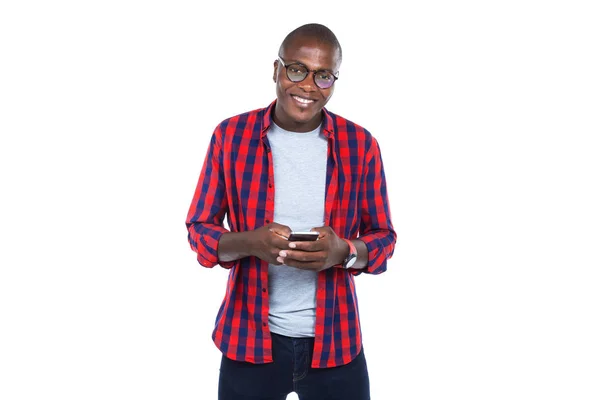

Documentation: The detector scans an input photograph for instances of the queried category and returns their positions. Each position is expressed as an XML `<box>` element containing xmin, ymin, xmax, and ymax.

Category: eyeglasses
<box><xmin>277</xmin><ymin>57</ymin><xmax>339</xmax><ymax>89</ymax></box>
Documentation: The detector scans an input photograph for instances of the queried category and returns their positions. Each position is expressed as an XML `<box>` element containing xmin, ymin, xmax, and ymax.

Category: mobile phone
<box><xmin>287</xmin><ymin>231</ymin><xmax>319</xmax><ymax>241</ymax></box>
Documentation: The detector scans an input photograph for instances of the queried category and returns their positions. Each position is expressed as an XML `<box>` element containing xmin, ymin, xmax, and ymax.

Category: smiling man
<box><xmin>272</xmin><ymin>34</ymin><xmax>340</xmax><ymax>132</ymax></box>
<box><xmin>186</xmin><ymin>23</ymin><xmax>396</xmax><ymax>400</ymax></box>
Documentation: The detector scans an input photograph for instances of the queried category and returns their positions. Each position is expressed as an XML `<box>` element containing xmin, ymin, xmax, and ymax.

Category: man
<box><xmin>186</xmin><ymin>23</ymin><xmax>396</xmax><ymax>400</ymax></box>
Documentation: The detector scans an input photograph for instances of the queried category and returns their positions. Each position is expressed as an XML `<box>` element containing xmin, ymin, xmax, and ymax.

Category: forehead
<box><xmin>282</xmin><ymin>36</ymin><xmax>341</xmax><ymax>71</ymax></box>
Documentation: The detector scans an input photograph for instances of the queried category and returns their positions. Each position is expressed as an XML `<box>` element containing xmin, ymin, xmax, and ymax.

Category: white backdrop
<box><xmin>1</xmin><ymin>1</ymin><xmax>599</xmax><ymax>399</ymax></box>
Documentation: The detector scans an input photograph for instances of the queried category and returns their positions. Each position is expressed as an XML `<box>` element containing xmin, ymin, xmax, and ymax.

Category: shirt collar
<box><xmin>260</xmin><ymin>100</ymin><xmax>335</xmax><ymax>139</ymax></box>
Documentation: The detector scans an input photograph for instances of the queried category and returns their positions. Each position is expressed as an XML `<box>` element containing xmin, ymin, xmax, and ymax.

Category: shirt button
<box><xmin>266</xmin><ymin>219</ymin><xmax>270</xmax><ymax>223</ymax></box>
<box><xmin>263</xmin><ymin>322</ymin><xmax>267</xmax><ymax>327</ymax></box>
<box><xmin>268</xmin><ymin>183</ymin><xmax>273</xmax><ymax>188</ymax></box>
<box><xmin>262</xmin><ymin>288</ymin><xmax>267</xmax><ymax>293</ymax></box>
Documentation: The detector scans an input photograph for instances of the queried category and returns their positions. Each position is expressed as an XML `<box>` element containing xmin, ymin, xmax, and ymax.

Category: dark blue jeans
<box><xmin>218</xmin><ymin>332</ymin><xmax>370</xmax><ymax>400</ymax></box>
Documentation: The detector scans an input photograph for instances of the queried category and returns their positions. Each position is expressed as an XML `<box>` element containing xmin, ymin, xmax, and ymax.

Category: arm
<box><xmin>185</xmin><ymin>126</ymin><xmax>234</xmax><ymax>268</ymax></box>
<box><xmin>348</xmin><ymin>239</ymin><xmax>369</xmax><ymax>270</ymax></box>
<box><xmin>216</xmin><ymin>231</ymin><xmax>253</xmax><ymax>262</ymax></box>
<box><xmin>217</xmin><ymin>223</ymin><xmax>292</xmax><ymax>263</ymax></box>
<box><xmin>186</xmin><ymin>125</ymin><xmax>295</xmax><ymax>268</ymax></box>
<box><xmin>351</xmin><ymin>135</ymin><xmax>396</xmax><ymax>275</ymax></box>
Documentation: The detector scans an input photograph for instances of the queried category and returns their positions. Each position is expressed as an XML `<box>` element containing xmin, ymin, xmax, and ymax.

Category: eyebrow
<box><xmin>282</xmin><ymin>58</ymin><xmax>338</xmax><ymax>75</ymax></box>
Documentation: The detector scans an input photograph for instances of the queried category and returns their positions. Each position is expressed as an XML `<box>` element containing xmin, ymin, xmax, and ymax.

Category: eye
<box><xmin>287</xmin><ymin>63</ymin><xmax>307</xmax><ymax>74</ymax></box>
<box><xmin>317</xmin><ymin>72</ymin><xmax>333</xmax><ymax>81</ymax></box>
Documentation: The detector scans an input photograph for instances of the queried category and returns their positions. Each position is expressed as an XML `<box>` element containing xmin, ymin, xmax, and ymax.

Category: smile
<box><xmin>292</xmin><ymin>95</ymin><xmax>315</xmax><ymax>105</ymax></box>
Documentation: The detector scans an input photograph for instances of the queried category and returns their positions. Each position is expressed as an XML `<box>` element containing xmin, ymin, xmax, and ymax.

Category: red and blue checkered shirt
<box><xmin>186</xmin><ymin>101</ymin><xmax>396</xmax><ymax>368</ymax></box>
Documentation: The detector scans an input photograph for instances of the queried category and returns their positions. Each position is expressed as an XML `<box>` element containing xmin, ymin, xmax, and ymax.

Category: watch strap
<box><xmin>341</xmin><ymin>238</ymin><xmax>357</xmax><ymax>269</ymax></box>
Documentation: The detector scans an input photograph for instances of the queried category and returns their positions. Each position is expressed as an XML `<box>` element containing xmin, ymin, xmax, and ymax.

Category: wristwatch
<box><xmin>341</xmin><ymin>239</ymin><xmax>357</xmax><ymax>269</ymax></box>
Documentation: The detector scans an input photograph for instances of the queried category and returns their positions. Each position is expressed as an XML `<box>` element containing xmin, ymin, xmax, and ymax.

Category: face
<box><xmin>272</xmin><ymin>36</ymin><xmax>341</xmax><ymax>132</ymax></box>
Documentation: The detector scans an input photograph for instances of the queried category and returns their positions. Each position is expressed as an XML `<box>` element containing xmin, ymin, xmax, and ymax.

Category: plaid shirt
<box><xmin>186</xmin><ymin>101</ymin><xmax>396</xmax><ymax>368</ymax></box>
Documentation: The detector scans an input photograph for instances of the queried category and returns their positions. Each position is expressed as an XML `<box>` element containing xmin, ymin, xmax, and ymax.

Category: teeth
<box><xmin>293</xmin><ymin>95</ymin><xmax>314</xmax><ymax>104</ymax></box>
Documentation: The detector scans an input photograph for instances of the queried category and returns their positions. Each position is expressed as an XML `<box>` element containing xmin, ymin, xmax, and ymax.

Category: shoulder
<box><xmin>324</xmin><ymin>109</ymin><xmax>378</xmax><ymax>149</ymax></box>
<box><xmin>214</xmin><ymin>106</ymin><xmax>267</xmax><ymax>139</ymax></box>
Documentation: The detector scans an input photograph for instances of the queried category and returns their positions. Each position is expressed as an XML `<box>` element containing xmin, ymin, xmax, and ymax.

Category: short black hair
<box><xmin>278</xmin><ymin>23</ymin><xmax>342</xmax><ymax>62</ymax></box>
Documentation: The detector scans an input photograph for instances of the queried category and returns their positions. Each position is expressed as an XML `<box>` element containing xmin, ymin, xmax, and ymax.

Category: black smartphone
<box><xmin>287</xmin><ymin>231</ymin><xmax>319</xmax><ymax>241</ymax></box>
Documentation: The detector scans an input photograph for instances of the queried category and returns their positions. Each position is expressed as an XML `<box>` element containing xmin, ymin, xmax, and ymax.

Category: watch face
<box><xmin>345</xmin><ymin>255</ymin><xmax>357</xmax><ymax>269</ymax></box>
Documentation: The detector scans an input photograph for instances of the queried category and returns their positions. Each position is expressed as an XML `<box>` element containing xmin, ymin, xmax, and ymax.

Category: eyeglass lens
<box><xmin>286</xmin><ymin>64</ymin><xmax>335</xmax><ymax>89</ymax></box>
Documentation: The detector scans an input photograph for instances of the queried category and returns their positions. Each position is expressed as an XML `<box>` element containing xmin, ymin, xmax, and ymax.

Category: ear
<box><xmin>273</xmin><ymin>60</ymin><xmax>278</xmax><ymax>83</ymax></box>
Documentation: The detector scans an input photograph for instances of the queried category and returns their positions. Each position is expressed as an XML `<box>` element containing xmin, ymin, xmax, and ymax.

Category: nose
<box><xmin>296</xmin><ymin>72</ymin><xmax>318</xmax><ymax>92</ymax></box>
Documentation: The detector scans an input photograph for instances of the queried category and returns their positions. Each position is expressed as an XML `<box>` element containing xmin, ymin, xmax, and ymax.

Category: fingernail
<box><xmin>289</xmin><ymin>243</ymin><xmax>296</xmax><ymax>248</ymax></box>
<box><xmin>277</xmin><ymin>257</ymin><xmax>284</xmax><ymax>264</ymax></box>
<box><xmin>279</xmin><ymin>250</ymin><xmax>287</xmax><ymax>257</ymax></box>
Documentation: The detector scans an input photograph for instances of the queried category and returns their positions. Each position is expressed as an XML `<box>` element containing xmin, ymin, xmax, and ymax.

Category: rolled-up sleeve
<box><xmin>185</xmin><ymin>127</ymin><xmax>235</xmax><ymax>269</ymax></box>
<box><xmin>353</xmin><ymin>136</ymin><xmax>396</xmax><ymax>275</ymax></box>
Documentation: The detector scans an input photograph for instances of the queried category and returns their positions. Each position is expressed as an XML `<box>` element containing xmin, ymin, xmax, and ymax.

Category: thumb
<box><xmin>269</xmin><ymin>223</ymin><xmax>291</xmax><ymax>238</ymax></box>
<box><xmin>310</xmin><ymin>226</ymin><xmax>331</xmax><ymax>239</ymax></box>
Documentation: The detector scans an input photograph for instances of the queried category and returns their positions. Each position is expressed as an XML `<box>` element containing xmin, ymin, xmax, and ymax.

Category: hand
<box><xmin>276</xmin><ymin>226</ymin><xmax>348</xmax><ymax>272</ymax></box>
<box><xmin>248</xmin><ymin>222</ymin><xmax>292</xmax><ymax>265</ymax></box>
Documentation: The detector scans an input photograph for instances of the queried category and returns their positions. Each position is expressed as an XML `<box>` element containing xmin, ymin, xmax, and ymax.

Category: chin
<box><xmin>287</xmin><ymin>104</ymin><xmax>320</xmax><ymax>122</ymax></box>
<box><xmin>291</xmin><ymin>111</ymin><xmax>317</xmax><ymax>123</ymax></box>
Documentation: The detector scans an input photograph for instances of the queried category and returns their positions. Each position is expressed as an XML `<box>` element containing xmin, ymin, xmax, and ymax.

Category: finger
<box><xmin>270</xmin><ymin>237</ymin><xmax>293</xmax><ymax>252</ymax></box>
<box><xmin>269</xmin><ymin>223</ymin><xmax>292</xmax><ymax>237</ymax></box>
<box><xmin>288</xmin><ymin>240</ymin><xmax>323</xmax><ymax>251</ymax></box>
<box><xmin>279</xmin><ymin>249</ymin><xmax>326</xmax><ymax>263</ymax></box>
<box><xmin>268</xmin><ymin>227</ymin><xmax>294</xmax><ymax>249</ymax></box>
<box><xmin>310</xmin><ymin>226</ymin><xmax>331</xmax><ymax>238</ymax></box>
<box><xmin>270</xmin><ymin>229</ymin><xmax>289</xmax><ymax>240</ymax></box>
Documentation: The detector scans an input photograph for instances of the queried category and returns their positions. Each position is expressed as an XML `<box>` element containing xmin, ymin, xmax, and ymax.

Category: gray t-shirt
<box><xmin>267</xmin><ymin>121</ymin><xmax>328</xmax><ymax>337</ymax></box>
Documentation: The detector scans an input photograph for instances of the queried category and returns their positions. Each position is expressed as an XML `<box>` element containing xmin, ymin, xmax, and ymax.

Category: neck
<box><xmin>273</xmin><ymin>107</ymin><xmax>323</xmax><ymax>133</ymax></box>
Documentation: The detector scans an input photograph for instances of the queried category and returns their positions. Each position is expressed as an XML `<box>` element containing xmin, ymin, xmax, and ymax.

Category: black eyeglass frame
<box><xmin>277</xmin><ymin>57</ymin><xmax>339</xmax><ymax>89</ymax></box>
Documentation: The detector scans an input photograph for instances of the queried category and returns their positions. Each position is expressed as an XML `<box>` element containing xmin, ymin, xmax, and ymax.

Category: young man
<box><xmin>186</xmin><ymin>23</ymin><xmax>396</xmax><ymax>400</ymax></box>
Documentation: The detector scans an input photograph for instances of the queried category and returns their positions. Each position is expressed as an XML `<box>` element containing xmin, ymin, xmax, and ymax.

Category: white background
<box><xmin>1</xmin><ymin>0</ymin><xmax>599</xmax><ymax>399</ymax></box>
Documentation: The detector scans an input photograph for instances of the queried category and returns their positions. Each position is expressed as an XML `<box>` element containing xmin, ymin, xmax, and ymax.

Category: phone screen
<box><xmin>287</xmin><ymin>232</ymin><xmax>319</xmax><ymax>241</ymax></box>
